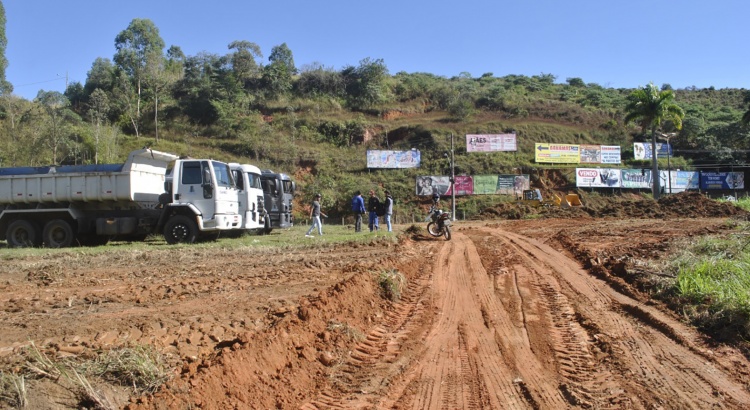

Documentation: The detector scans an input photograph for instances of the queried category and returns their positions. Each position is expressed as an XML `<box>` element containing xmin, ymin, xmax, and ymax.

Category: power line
<box><xmin>15</xmin><ymin>77</ymin><xmax>66</xmax><ymax>88</ymax></box>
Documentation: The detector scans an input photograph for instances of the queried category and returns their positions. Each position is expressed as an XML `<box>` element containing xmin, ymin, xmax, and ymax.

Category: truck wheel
<box><xmin>6</xmin><ymin>220</ymin><xmax>42</xmax><ymax>248</ymax></box>
<box><xmin>164</xmin><ymin>215</ymin><xmax>198</xmax><ymax>244</ymax></box>
<box><xmin>43</xmin><ymin>219</ymin><xmax>75</xmax><ymax>248</ymax></box>
<box><xmin>262</xmin><ymin>215</ymin><xmax>273</xmax><ymax>235</ymax></box>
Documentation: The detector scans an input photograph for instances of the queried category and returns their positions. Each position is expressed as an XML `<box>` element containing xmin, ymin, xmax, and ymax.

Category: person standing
<box><xmin>351</xmin><ymin>191</ymin><xmax>365</xmax><ymax>232</ymax></box>
<box><xmin>384</xmin><ymin>190</ymin><xmax>394</xmax><ymax>232</ymax></box>
<box><xmin>367</xmin><ymin>190</ymin><xmax>380</xmax><ymax>232</ymax></box>
<box><xmin>305</xmin><ymin>194</ymin><xmax>327</xmax><ymax>237</ymax></box>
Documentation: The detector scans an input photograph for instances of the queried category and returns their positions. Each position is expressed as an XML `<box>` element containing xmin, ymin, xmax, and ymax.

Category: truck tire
<box><xmin>164</xmin><ymin>215</ymin><xmax>198</xmax><ymax>244</ymax></box>
<box><xmin>43</xmin><ymin>219</ymin><xmax>75</xmax><ymax>248</ymax></box>
<box><xmin>262</xmin><ymin>215</ymin><xmax>273</xmax><ymax>235</ymax></box>
<box><xmin>6</xmin><ymin>220</ymin><xmax>42</xmax><ymax>248</ymax></box>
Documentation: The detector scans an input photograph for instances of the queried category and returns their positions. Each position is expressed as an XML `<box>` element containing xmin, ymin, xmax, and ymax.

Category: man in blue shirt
<box><xmin>351</xmin><ymin>191</ymin><xmax>365</xmax><ymax>232</ymax></box>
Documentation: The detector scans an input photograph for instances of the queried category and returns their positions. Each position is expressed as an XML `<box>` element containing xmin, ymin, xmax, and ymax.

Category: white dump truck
<box><xmin>0</xmin><ymin>149</ymin><xmax>240</xmax><ymax>248</ymax></box>
<box><xmin>229</xmin><ymin>162</ymin><xmax>269</xmax><ymax>234</ymax></box>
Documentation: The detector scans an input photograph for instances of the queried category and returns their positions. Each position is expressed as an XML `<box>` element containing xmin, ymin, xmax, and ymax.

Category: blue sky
<box><xmin>4</xmin><ymin>0</ymin><xmax>749</xmax><ymax>101</ymax></box>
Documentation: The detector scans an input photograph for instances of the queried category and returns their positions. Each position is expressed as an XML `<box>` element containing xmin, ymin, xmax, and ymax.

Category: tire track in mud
<box><xmin>300</xmin><ymin>264</ymin><xmax>435</xmax><ymax>409</ymax></box>
<box><xmin>489</xmin><ymin>228</ymin><xmax>750</xmax><ymax>409</ymax></box>
<box><xmin>302</xmin><ymin>226</ymin><xmax>750</xmax><ymax>409</ymax></box>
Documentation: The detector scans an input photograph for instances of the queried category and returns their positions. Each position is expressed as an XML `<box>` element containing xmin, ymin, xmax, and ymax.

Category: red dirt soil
<box><xmin>1</xmin><ymin>193</ymin><xmax>750</xmax><ymax>409</ymax></box>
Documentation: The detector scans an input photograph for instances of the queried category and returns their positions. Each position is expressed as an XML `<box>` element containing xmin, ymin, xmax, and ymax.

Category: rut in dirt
<box><xmin>303</xmin><ymin>227</ymin><xmax>750</xmax><ymax>409</ymax></box>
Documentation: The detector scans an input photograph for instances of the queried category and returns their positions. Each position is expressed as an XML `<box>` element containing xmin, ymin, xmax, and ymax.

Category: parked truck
<box><xmin>0</xmin><ymin>149</ymin><xmax>241</xmax><ymax>248</ymax></box>
<box><xmin>260</xmin><ymin>170</ymin><xmax>295</xmax><ymax>233</ymax></box>
<box><xmin>229</xmin><ymin>163</ymin><xmax>268</xmax><ymax>234</ymax></box>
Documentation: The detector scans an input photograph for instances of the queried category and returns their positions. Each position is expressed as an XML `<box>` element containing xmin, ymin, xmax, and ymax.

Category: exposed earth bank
<box><xmin>1</xmin><ymin>192</ymin><xmax>749</xmax><ymax>409</ymax></box>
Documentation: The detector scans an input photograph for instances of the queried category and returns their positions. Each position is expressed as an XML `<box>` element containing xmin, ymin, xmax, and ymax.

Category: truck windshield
<box><xmin>248</xmin><ymin>173</ymin><xmax>262</xmax><ymax>189</ymax></box>
<box><xmin>213</xmin><ymin>162</ymin><xmax>234</xmax><ymax>188</ymax></box>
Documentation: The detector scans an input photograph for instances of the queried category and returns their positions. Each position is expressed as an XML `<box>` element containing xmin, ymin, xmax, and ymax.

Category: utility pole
<box><xmin>450</xmin><ymin>133</ymin><xmax>456</xmax><ymax>221</ymax></box>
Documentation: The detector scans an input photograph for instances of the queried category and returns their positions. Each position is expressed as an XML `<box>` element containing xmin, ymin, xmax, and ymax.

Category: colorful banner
<box><xmin>366</xmin><ymin>150</ymin><xmax>421</xmax><ymax>168</ymax></box>
<box><xmin>416</xmin><ymin>176</ymin><xmax>452</xmax><ymax>196</ymax></box>
<box><xmin>700</xmin><ymin>172</ymin><xmax>745</xmax><ymax>190</ymax></box>
<box><xmin>535</xmin><ymin>143</ymin><xmax>580</xmax><ymax>163</ymax></box>
<box><xmin>466</xmin><ymin>134</ymin><xmax>517</xmax><ymax>152</ymax></box>
<box><xmin>576</xmin><ymin>168</ymin><xmax>621</xmax><ymax>188</ymax></box>
<box><xmin>450</xmin><ymin>176</ymin><xmax>473</xmax><ymax>195</ymax></box>
<box><xmin>633</xmin><ymin>143</ymin><xmax>672</xmax><ymax>160</ymax></box>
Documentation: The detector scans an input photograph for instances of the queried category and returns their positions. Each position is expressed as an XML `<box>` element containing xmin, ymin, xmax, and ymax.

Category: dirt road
<box><xmin>2</xmin><ymin>217</ymin><xmax>750</xmax><ymax>409</ymax></box>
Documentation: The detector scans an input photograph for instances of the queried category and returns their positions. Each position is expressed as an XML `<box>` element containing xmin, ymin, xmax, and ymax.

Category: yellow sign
<box><xmin>535</xmin><ymin>143</ymin><xmax>581</xmax><ymax>164</ymax></box>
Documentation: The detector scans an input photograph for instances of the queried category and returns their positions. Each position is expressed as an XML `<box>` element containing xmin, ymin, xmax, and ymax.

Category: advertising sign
<box><xmin>660</xmin><ymin>171</ymin><xmax>699</xmax><ymax>193</ymax></box>
<box><xmin>535</xmin><ymin>143</ymin><xmax>580</xmax><ymax>163</ymax></box>
<box><xmin>576</xmin><ymin>168</ymin><xmax>621</xmax><ymax>188</ymax></box>
<box><xmin>495</xmin><ymin>175</ymin><xmax>530</xmax><ymax>195</ymax></box>
<box><xmin>366</xmin><ymin>150</ymin><xmax>421</xmax><ymax>168</ymax></box>
<box><xmin>473</xmin><ymin>175</ymin><xmax>499</xmax><ymax>195</ymax></box>
<box><xmin>451</xmin><ymin>175</ymin><xmax>473</xmax><ymax>195</ymax></box>
<box><xmin>579</xmin><ymin>145</ymin><xmax>602</xmax><ymax>163</ymax></box>
<box><xmin>700</xmin><ymin>172</ymin><xmax>745</xmax><ymax>190</ymax></box>
<box><xmin>416</xmin><ymin>176</ymin><xmax>452</xmax><ymax>196</ymax></box>
<box><xmin>466</xmin><ymin>134</ymin><xmax>517</xmax><ymax>152</ymax></box>
<box><xmin>633</xmin><ymin>143</ymin><xmax>672</xmax><ymax>160</ymax></box>
<box><xmin>620</xmin><ymin>169</ymin><xmax>653</xmax><ymax>188</ymax></box>
<box><xmin>601</xmin><ymin>145</ymin><xmax>622</xmax><ymax>164</ymax></box>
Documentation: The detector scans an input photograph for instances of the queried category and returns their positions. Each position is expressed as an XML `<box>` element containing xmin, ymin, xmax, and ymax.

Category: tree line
<box><xmin>0</xmin><ymin>14</ymin><xmax>749</xmax><ymax>180</ymax></box>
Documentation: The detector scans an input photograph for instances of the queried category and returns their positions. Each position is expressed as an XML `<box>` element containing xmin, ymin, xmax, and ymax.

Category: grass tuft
<box><xmin>377</xmin><ymin>269</ymin><xmax>406</xmax><ymax>302</ymax></box>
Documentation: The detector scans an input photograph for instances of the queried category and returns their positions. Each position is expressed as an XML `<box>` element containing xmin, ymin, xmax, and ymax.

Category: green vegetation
<box><xmin>657</xmin><ymin>230</ymin><xmax>750</xmax><ymax>343</ymax></box>
<box><xmin>0</xmin><ymin>18</ymin><xmax>747</xmax><ymax>220</ymax></box>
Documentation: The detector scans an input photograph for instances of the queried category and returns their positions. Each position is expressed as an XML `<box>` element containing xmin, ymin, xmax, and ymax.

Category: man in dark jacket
<box><xmin>367</xmin><ymin>190</ymin><xmax>380</xmax><ymax>232</ymax></box>
<box><xmin>351</xmin><ymin>191</ymin><xmax>365</xmax><ymax>232</ymax></box>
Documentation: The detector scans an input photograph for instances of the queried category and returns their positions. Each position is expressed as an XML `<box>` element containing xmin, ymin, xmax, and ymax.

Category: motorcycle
<box><xmin>425</xmin><ymin>205</ymin><xmax>452</xmax><ymax>240</ymax></box>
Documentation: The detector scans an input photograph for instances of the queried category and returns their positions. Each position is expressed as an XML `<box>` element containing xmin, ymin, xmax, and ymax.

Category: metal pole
<box><xmin>450</xmin><ymin>133</ymin><xmax>456</xmax><ymax>221</ymax></box>
<box><xmin>667</xmin><ymin>142</ymin><xmax>672</xmax><ymax>195</ymax></box>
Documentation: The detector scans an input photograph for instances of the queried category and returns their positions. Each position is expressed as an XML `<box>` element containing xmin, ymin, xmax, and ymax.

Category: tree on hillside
<box><xmin>143</xmin><ymin>45</ymin><xmax>184</xmax><ymax>141</ymax></box>
<box><xmin>36</xmin><ymin>90</ymin><xmax>79</xmax><ymax>164</ymax></box>
<box><xmin>228</xmin><ymin>40</ymin><xmax>262</xmax><ymax>86</ymax></box>
<box><xmin>624</xmin><ymin>83</ymin><xmax>684</xmax><ymax>199</ymax></box>
<box><xmin>341</xmin><ymin>58</ymin><xmax>390</xmax><ymax>110</ymax></box>
<box><xmin>742</xmin><ymin>92</ymin><xmax>750</xmax><ymax>126</ymax></box>
<box><xmin>114</xmin><ymin>18</ymin><xmax>166</xmax><ymax>138</ymax></box>
<box><xmin>84</xmin><ymin>58</ymin><xmax>116</xmax><ymax>97</ymax></box>
<box><xmin>0</xmin><ymin>0</ymin><xmax>10</xmax><ymax>95</ymax></box>
<box><xmin>262</xmin><ymin>43</ymin><xmax>296</xmax><ymax>100</ymax></box>
<box><xmin>88</xmin><ymin>88</ymin><xmax>109</xmax><ymax>164</ymax></box>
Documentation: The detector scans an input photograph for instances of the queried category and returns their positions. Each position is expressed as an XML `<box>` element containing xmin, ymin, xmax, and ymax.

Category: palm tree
<box><xmin>624</xmin><ymin>83</ymin><xmax>684</xmax><ymax>200</ymax></box>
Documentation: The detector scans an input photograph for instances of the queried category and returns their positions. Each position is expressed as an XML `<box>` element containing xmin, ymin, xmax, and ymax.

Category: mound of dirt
<box><xmin>478</xmin><ymin>192</ymin><xmax>749</xmax><ymax>220</ymax></box>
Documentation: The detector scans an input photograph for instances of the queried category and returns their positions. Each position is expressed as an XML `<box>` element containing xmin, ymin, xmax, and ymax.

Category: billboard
<box><xmin>620</xmin><ymin>169</ymin><xmax>653</xmax><ymax>189</ymax></box>
<box><xmin>416</xmin><ymin>176</ymin><xmax>452</xmax><ymax>196</ymax></box>
<box><xmin>451</xmin><ymin>175</ymin><xmax>474</xmax><ymax>195</ymax></box>
<box><xmin>633</xmin><ymin>143</ymin><xmax>672</xmax><ymax>160</ymax></box>
<box><xmin>700</xmin><ymin>172</ymin><xmax>745</xmax><ymax>190</ymax></box>
<box><xmin>576</xmin><ymin>168</ymin><xmax>621</xmax><ymax>188</ymax></box>
<box><xmin>466</xmin><ymin>134</ymin><xmax>517</xmax><ymax>152</ymax></box>
<box><xmin>366</xmin><ymin>150</ymin><xmax>421</xmax><ymax>168</ymax></box>
<box><xmin>535</xmin><ymin>143</ymin><xmax>581</xmax><ymax>164</ymax></box>
<box><xmin>470</xmin><ymin>174</ymin><xmax>529</xmax><ymax>195</ymax></box>
<box><xmin>659</xmin><ymin>171</ymin><xmax>699</xmax><ymax>193</ymax></box>
<box><xmin>600</xmin><ymin>145</ymin><xmax>622</xmax><ymax>164</ymax></box>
